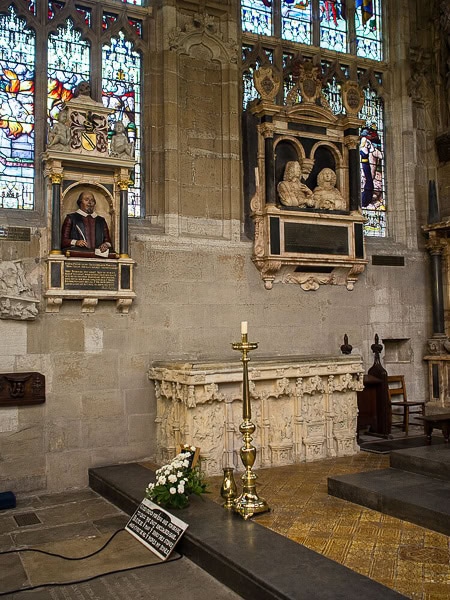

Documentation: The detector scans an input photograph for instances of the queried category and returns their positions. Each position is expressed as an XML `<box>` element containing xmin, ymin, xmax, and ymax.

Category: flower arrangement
<box><xmin>145</xmin><ymin>446</ymin><xmax>208</xmax><ymax>509</ymax></box>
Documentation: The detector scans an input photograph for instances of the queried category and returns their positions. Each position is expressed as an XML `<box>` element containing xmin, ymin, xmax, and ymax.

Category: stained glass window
<box><xmin>355</xmin><ymin>0</ymin><xmax>382</xmax><ymax>61</ymax></box>
<box><xmin>320</xmin><ymin>1</ymin><xmax>347</xmax><ymax>52</ymax></box>
<box><xmin>282</xmin><ymin>1</ymin><xmax>312</xmax><ymax>45</ymax></box>
<box><xmin>0</xmin><ymin>1</ymin><xmax>146</xmax><ymax>216</ymax></box>
<box><xmin>359</xmin><ymin>84</ymin><xmax>385</xmax><ymax>236</ymax></box>
<box><xmin>102</xmin><ymin>32</ymin><xmax>142</xmax><ymax>217</ymax></box>
<box><xmin>322</xmin><ymin>76</ymin><xmax>344</xmax><ymax>114</ymax></box>
<box><xmin>241</xmin><ymin>0</ymin><xmax>272</xmax><ymax>37</ymax></box>
<box><xmin>0</xmin><ymin>6</ymin><xmax>35</xmax><ymax>210</ymax></box>
<box><xmin>48</xmin><ymin>19</ymin><xmax>90</xmax><ymax>121</ymax></box>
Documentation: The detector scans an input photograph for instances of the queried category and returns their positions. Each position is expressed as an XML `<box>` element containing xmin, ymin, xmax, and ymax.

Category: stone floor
<box><xmin>0</xmin><ymin>489</ymin><xmax>242</xmax><ymax>599</ymax></box>
<box><xmin>207</xmin><ymin>432</ymin><xmax>450</xmax><ymax>600</ymax></box>
<box><xmin>1</xmin><ymin>430</ymin><xmax>449</xmax><ymax>600</ymax></box>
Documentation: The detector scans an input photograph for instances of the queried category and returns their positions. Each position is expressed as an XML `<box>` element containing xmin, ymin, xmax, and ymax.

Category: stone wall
<box><xmin>0</xmin><ymin>0</ymin><xmax>440</xmax><ymax>495</ymax></box>
<box><xmin>0</xmin><ymin>232</ymin><xmax>430</xmax><ymax>494</ymax></box>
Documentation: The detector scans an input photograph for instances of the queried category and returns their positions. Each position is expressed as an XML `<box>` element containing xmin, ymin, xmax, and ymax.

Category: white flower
<box><xmin>146</xmin><ymin>483</ymin><xmax>155</xmax><ymax>492</ymax></box>
<box><xmin>190</xmin><ymin>446</ymin><xmax>196</xmax><ymax>451</ymax></box>
<box><xmin>177</xmin><ymin>484</ymin><xmax>185</xmax><ymax>494</ymax></box>
<box><xmin>169</xmin><ymin>487</ymin><xmax>176</xmax><ymax>494</ymax></box>
<box><xmin>177</xmin><ymin>471</ymin><xmax>183</xmax><ymax>478</ymax></box>
<box><xmin>168</xmin><ymin>474</ymin><xmax>177</xmax><ymax>483</ymax></box>
<box><xmin>157</xmin><ymin>476</ymin><xmax>167</xmax><ymax>485</ymax></box>
<box><xmin>182</xmin><ymin>460</ymin><xmax>189</xmax><ymax>467</ymax></box>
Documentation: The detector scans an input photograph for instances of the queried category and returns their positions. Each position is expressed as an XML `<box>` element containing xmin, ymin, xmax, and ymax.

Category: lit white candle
<box><xmin>241</xmin><ymin>321</ymin><xmax>248</xmax><ymax>335</ymax></box>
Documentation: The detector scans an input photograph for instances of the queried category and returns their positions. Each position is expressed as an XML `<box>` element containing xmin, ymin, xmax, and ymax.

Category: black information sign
<box><xmin>284</xmin><ymin>222</ymin><xmax>349</xmax><ymax>255</ymax></box>
<box><xmin>0</xmin><ymin>226</ymin><xmax>31</xmax><ymax>242</ymax></box>
<box><xmin>64</xmin><ymin>261</ymin><xmax>118</xmax><ymax>291</ymax></box>
<box><xmin>125</xmin><ymin>498</ymin><xmax>188</xmax><ymax>560</ymax></box>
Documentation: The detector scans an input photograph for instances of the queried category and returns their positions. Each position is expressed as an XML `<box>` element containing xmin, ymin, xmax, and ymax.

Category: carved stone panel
<box><xmin>149</xmin><ymin>355</ymin><xmax>364</xmax><ymax>475</ymax></box>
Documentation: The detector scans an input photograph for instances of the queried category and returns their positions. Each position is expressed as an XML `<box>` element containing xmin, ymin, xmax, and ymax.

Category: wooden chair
<box><xmin>387</xmin><ymin>375</ymin><xmax>425</xmax><ymax>436</ymax></box>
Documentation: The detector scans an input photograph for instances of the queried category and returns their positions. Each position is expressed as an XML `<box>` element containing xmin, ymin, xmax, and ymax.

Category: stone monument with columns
<box><xmin>42</xmin><ymin>82</ymin><xmax>136</xmax><ymax>313</ymax></box>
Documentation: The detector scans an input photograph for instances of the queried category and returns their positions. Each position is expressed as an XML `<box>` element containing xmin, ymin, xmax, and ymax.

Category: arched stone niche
<box><xmin>247</xmin><ymin>64</ymin><xmax>367</xmax><ymax>291</ymax></box>
<box><xmin>62</xmin><ymin>183</ymin><xmax>116</xmax><ymax>250</ymax></box>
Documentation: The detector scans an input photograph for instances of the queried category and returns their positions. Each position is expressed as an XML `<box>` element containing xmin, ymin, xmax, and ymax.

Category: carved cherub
<box><xmin>47</xmin><ymin>108</ymin><xmax>70</xmax><ymax>151</ymax></box>
<box><xmin>110</xmin><ymin>121</ymin><xmax>134</xmax><ymax>159</ymax></box>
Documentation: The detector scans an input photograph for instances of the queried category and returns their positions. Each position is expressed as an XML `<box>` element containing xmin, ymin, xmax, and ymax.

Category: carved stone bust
<box><xmin>277</xmin><ymin>161</ymin><xmax>314</xmax><ymax>208</ymax></box>
<box><xmin>312</xmin><ymin>168</ymin><xmax>346</xmax><ymax>211</ymax></box>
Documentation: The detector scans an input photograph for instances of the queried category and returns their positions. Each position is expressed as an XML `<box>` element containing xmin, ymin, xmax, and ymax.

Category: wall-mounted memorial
<box><xmin>246</xmin><ymin>62</ymin><xmax>368</xmax><ymax>291</ymax></box>
<box><xmin>42</xmin><ymin>82</ymin><xmax>136</xmax><ymax>313</ymax></box>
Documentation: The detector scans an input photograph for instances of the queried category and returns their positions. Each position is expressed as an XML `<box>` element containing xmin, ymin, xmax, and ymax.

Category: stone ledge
<box><xmin>89</xmin><ymin>462</ymin><xmax>405</xmax><ymax>600</ymax></box>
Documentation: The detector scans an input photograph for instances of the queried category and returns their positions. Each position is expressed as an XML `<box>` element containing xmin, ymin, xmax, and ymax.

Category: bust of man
<box><xmin>277</xmin><ymin>161</ymin><xmax>314</xmax><ymax>208</ymax></box>
<box><xmin>313</xmin><ymin>168</ymin><xmax>346</xmax><ymax>211</ymax></box>
<box><xmin>61</xmin><ymin>191</ymin><xmax>113</xmax><ymax>257</ymax></box>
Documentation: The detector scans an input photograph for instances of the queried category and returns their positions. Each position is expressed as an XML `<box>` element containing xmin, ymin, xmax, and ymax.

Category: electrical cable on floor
<box><xmin>0</xmin><ymin>527</ymin><xmax>125</xmax><ymax>561</ymax></box>
<box><xmin>0</xmin><ymin>527</ymin><xmax>183</xmax><ymax>596</ymax></box>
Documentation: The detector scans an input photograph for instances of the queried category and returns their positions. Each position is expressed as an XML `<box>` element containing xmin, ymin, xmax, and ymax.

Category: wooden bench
<box><xmin>417</xmin><ymin>413</ymin><xmax>450</xmax><ymax>444</ymax></box>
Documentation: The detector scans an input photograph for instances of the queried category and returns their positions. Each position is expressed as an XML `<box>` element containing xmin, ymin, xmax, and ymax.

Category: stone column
<box><xmin>50</xmin><ymin>172</ymin><xmax>63</xmax><ymax>255</ymax></box>
<box><xmin>345</xmin><ymin>137</ymin><xmax>361</xmax><ymax>212</ymax></box>
<box><xmin>118</xmin><ymin>179</ymin><xmax>131</xmax><ymax>258</ymax></box>
<box><xmin>426</xmin><ymin>237</ymin><xmax>447</xmax><ymax>338</ymax></box>
<box><xmin>261</xmin><ymin>122</ymin><xmax>275</xmax><ymax>204</ymax></box>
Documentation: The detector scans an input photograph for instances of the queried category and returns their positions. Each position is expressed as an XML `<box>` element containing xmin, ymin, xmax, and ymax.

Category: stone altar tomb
<box><xmin>148</xmin><ymin>355</ymin><xmax>364</xmax><ymax>476</ymax></box>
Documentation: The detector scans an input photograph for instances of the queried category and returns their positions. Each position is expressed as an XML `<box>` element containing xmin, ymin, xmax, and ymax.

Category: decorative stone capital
<box><xmin>117</xmin><ymin>179</ymin><xmax>133</xmax><ymax>191</ymax></box>
<box><xmin>344</xmin><ymin>136</ymin><xmax>360</xmax><ymax>150</ymax></box>
<box><xmin>259</xmin><ymin>122</ymin><xmax>275</xmax><ymax>139</ymax></box>
<box><xmin>426</xmin><ymin>237</ymin><xmax>447</xmax><ymax>255</ymax></box>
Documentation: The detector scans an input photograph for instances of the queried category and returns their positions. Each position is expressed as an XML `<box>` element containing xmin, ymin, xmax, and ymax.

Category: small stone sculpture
<box><xmin>277</xmin><ymin>161</ymin><xmax>314</xmax><ymax>208</ymax></box>
<box><xmin>312</xmin><ymin>168</ymin><xmax>346</xmax><ymax>210</ymax></box>
<box><xmin>110</xmin><ymin>121</ymin><xmax>134</xmax><ymax>159</ymax></box>
<box><xmin>47</xmin><ymin>109</ymin><xmax>70</xmax><ymax>151</ymax></box>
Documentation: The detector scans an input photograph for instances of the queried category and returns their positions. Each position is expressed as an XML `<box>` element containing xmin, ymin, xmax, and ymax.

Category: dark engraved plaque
<box><xmin>0</xmin><ymin>227</ymin><xmax>31</xmax><ymax>241</ymax></box>
<box><xmin>0</xmin><ymin>372</ymin><xmax>45</xmax><ymax>407</ymax></box>
<box><xmin>354</xmin><ymin>223</ymin><xmax>364</xmax><ymax>259</ymax></box>
<box><xmin>372</xmin><ymin>255</ymin><xmax>405</xmax><ymax>266</ymax></box>
<box><xmin>288</xmin><ymin>122</ymin><xmax>327</xmax><ymax>135</ymax></box>
<box><xmin>64</xmin><ymin>261</ymin><xmax>118</xmax><ymax>291</ymax></box>
<box><xmin>284</xmin><ymin>223</ymin><xmax>349</xmax><ymax>255</ymax></box>
<box><xmin>121</xmin><ymin>264</ymin><xmax>131</xmax><ymax>290</ymax></box>
<box><xmin>270</xmin><ymin>217</ymin><xmax>281</xmax><ymax>255</ymax></box>
<box><xmin>51</xmin><ymin>262</ymin><xmax>62</xmax><ymax>288</ymax></box>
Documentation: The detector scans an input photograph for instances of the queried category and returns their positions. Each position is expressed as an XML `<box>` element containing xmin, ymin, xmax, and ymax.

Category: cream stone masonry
<box><xmin>149</xmin><ymin>355</ymin><xmax>364</xmax><ymax>475</ymax></box>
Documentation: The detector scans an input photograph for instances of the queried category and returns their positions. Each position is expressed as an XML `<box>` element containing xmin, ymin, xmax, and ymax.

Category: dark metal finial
<box><xmin>371</xmin><ymin>333</ymin><xmax>383</xmax><ymax>363</ymax></box>
<box><xmin>340</xmin><ymin>334</ymin><xmax>353</xmax><ymax>355</ymax></box>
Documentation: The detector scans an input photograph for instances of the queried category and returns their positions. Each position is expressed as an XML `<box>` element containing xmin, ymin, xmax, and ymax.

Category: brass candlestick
<box><xmin>231</xmin><ymin>331</ymin><xmax>270</xmax><ymax>519</ymax></box>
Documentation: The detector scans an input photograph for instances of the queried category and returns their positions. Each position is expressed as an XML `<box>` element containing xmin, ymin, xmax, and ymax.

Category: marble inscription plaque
<box><xmin>64</xmin><ymin>261</ymin><xmax>118</xmax><ymax>291</ymax></box>
<box><xmin>126</xmin><ymin>498</ymin><xmax>187</xmax><ymax>561</ymax></box>
<box><xmin>284</xmin><ymin>223</ymin><xmax>348</xmax><ymax>255</ymax></box>
<box><xmin>0</xmin><ymin>226</ymin><xmax>31</xmax><ymax>241</ymax></box>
